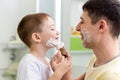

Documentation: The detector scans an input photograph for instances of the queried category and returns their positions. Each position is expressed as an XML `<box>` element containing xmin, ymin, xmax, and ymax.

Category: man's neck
<box><xmin>93</xmin><ymin>38</ymin><xmax>120</xmax><ymax>67</ymax></box>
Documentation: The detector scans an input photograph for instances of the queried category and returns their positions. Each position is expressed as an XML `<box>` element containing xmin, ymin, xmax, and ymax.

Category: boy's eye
<box><xmin>51</xmin><ymin>29</ymin><xmax>55</xmax><ymax>31</ymax></box>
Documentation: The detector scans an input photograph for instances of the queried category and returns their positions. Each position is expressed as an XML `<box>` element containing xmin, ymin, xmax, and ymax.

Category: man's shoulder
<box><xmin>96</xmin><ymin>70</ymin><xmax>120</xmax><ymax>80</ymax></box>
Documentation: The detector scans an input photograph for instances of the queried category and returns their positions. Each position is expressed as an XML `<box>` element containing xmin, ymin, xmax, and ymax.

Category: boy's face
<box><xmin>39</xmin><ymin>17</ymin><xmax>60</xmax><ymax>47</ymax></box>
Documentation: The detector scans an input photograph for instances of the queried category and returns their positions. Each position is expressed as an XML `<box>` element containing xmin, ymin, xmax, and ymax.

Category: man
<box><xmin>75</xmin><ymin>0</ymin><xmax>120</xmax><ymax>79</ymax></box>
<box><xmin>51</xmin><ymin>0</ymin><xmax>120</xmax><ymax>80</ymax></box>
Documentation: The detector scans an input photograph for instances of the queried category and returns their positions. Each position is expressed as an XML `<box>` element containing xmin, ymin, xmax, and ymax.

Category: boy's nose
<box><xmin>56</xmin><ymin>30</ymin><xmax>60</xmax><ymax>35</ymax></box>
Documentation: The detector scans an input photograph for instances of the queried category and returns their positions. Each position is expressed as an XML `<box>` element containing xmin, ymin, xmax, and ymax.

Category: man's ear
<box><xmin>98</xmin><ymin>20</ymin><xmax>107</xmax><ymax>32</ymax></box>
<box><xmin>31</xmin><ymin>33</ymin><xmax>41</xmax><ymax>42</ymax></box>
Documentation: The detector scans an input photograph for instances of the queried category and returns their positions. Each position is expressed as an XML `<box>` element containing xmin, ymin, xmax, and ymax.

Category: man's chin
<box><xmin>82</xmin><ymin>41</ymin><xmax>90</xmax><ymax>49</ymax></box>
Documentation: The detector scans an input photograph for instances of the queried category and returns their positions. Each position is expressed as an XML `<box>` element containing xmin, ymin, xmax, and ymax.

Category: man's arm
<box><xmin>75</xmin><ymin>73</ymin><xmax>86</xmax><ymax>80</ymax></box>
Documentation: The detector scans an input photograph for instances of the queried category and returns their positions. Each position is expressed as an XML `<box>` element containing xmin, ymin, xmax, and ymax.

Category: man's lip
<box><xmin>80</xmin><ymin>34</ymin><xmax>84</xmax><ymax>40</ymax></box>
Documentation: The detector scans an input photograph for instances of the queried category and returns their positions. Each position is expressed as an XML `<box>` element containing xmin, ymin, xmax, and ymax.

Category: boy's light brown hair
<box><xmin>17</xmin><ymin>13</ymin><xmax>51</xmax><ymax>48</ymax></box>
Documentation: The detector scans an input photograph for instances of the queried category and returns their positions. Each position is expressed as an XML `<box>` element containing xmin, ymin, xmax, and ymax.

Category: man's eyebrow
<box><xmin>80</xmin><ymin>17</ymin><xmax>84</xmax><ymax>20</ymax></box>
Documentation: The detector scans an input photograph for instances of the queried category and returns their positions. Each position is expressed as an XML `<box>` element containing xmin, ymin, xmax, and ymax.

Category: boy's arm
<box><xmin>49</xmin><ymin>70</ymin><xmax>64</xmax><ymax>80</ymax></box>
<box><xmin>61</xmin><ymin>72</ymin><xmax>86</xmax><ymax>80</ymax></box>
<box><xmin>61</xmin><ymin>69</ymin><xmax>72</xmax><ymax>80</ymax></box>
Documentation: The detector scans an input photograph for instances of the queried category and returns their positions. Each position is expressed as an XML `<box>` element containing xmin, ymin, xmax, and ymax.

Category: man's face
<box><xmin>76</xmin><ymin>11</ymin><xmax>98</xmax><ymax>48</ymax></box>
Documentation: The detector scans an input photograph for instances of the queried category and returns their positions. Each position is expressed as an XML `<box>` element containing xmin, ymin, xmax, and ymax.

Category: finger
<box><xmin>67</xmin><ymin>63</ymin><xmax>72</xmax><ymax>69</ymax></box>
<box><xmin>56</xmin><ymin>50</ymin><xmax>62</xmax><ymax>61</ymax></box>
<box><xmin>62</xmin><ymin>56</ymin><xmax>68</xmax><ymax>63</ymax></box>
<box><xmin>61</xmin><ymin>56</ymin><xmax>65</xmax><ymax>62</ymax></box>
<box><xmin>51</xmin><ymin>55</ymin><xmax>56</xmax><ymax>61</ymax></box>
<box><xmin>68</xmin><ymin>64</ymin><xmax>72</xmax><ymax>69</ymax></box>
<box><xmin>50</xmin><ymin>57</ymin><xmax>56</xmax><ymax>71</ymax></box>
<box><xmin>65</xmin><ymin>51</ymin><xmax>72</xmax><ymax>61</ymax></box>
<box><xmin>50</xmin><ymin>56</ymin><xmax>54</xmax><ymax>64</ymax></box>
<box><xmin>64</xmin><ymin>57</ymin><xmax>68</xmax><ymax>62</ymax></box>
<box><xmin>52</xmin><ymin>61</ymin><xmax>56</xmax><ymax>71</ymax></box>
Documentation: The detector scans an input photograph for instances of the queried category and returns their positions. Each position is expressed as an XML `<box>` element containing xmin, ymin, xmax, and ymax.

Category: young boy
<box><xmin>16</xmin><ymin>13</ymin><xmax>71</xmax><ymax>80</ymax></box>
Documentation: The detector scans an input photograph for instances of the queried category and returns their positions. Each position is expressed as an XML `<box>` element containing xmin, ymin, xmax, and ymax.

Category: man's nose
<box><xmin>76</xmin><ymin>23</ymin><xmax>81</xmax><ymax>31</ymax></box>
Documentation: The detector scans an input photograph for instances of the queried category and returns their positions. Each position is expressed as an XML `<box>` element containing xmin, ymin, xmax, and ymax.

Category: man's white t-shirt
<box><xmin>16</xmin><ymin>53</ymin><xmax>53</xmax><ymax>80</ymax></box>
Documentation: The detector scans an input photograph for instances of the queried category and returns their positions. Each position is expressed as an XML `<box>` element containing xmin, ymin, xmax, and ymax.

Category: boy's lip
<box><xmin>55</xmin><ymin>37</ymin><xmax>59</xmax><ymax>40</ymax></box>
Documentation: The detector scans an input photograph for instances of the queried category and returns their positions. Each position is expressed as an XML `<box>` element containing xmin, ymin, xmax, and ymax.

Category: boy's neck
<box><xmin>30</xmin><ymin>45</ymin><xmax>49</xmax><ymax>65</ymax></box>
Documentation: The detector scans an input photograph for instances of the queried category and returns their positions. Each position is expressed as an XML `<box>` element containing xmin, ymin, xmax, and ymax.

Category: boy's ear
<box><xmin>31</xmin><ymin>33</ymin><xmax>41</xmax><ymax>42</ymax></box>
<box><xmin>98</xmin><ymin>20</ymin><xmax>107</xmax><ymax>32</ymax></box>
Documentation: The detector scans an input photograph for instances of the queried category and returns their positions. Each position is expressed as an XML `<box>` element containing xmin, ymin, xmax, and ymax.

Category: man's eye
<box><xmin>80</xmin><ymin>21</ymin><xmax>84</xmax><ymax>24</ymax></box>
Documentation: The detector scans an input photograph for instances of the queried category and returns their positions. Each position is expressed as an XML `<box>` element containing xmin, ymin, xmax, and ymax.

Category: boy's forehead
<box><xmin>45</xmin><ymin>17</ymin><xmax>55</xmax><ymax>26</ymax></box>
<box><xmin>42</xmin><ymin>20</ymin><xmax>55</xmax><ymax>28</ymax></box>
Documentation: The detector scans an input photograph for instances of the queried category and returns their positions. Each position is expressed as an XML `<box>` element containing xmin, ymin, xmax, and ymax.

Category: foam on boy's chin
<box><xmin>46</xmin><ymin>38</ymin><xmax>64</xmax><ymax>49</ymax></box>
<box><xmin>56</xmin><ymin>42</ymin><xmax>64</xmax><ymax>49</ymax></box>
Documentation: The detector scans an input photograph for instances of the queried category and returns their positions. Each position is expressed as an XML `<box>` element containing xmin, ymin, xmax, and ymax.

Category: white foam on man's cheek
<box><xmin>81</xmin><ymin>28</ymin><xmax>91</xmax><ymax>42</ymax></box>
<box><xmin>84</xmin><ymin>31</ymin><xmax>91</xmax><ymax>42</ymax></box>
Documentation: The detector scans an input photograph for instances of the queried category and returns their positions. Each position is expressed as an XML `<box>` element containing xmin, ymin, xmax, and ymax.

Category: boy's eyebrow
<box><xmin>49</xmin><ymin>24</ymin><xmax>55</xmax><ymax>27</ymax></box>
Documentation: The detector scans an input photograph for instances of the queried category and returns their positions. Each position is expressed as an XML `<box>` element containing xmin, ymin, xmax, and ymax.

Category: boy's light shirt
<box><xmin>16</xmin><ymin>53</ymin><xmax>53</xmax><ymax>80</ymax></box>
<box><xmin>85</xmin><ymin>55</ymin><xmax>120</xmax><ymax>80</ymax></box>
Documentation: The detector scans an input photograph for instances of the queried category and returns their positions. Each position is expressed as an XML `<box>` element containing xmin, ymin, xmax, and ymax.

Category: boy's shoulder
<box><xmin>20</xmin><ymin>53</ymin><xmax>40</xmax><ymax>64</ymax></box>
<box><xmin>19</xmin><ymin>53</ymin><xmax>49</xmax><ymax>68</ymax></box>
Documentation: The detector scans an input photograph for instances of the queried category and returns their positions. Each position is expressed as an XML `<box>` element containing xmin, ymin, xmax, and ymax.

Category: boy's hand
<box><xmin>50</xmin><ymin>51</ymin><xmax>62</xmax><ymax>71</ymax></box>
<box><xmin>61</xmin><ymin>51</ymin><xmax>73</xmax><ymax>80</ymax></box>
<box><xmin>50</xmin><ymin>50</ymin><xmax>73</xmax><ymax>80</ymax></box>
<box><xmin>50</xmin><ymin>51</ymin><xmax>72</xmax><ymax>79</ymax></box>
